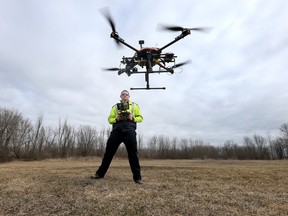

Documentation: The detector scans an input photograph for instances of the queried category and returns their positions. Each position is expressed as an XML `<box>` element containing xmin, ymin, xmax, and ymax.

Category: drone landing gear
<box><xmin>130</xmin><ymin>87</ymin><xmax>166</xmax><ymax>90</ymax></box>
<box><xmin>130</xmin><ymin>65</ymin><xmax>166</xmax><ymax>90</ymax></box>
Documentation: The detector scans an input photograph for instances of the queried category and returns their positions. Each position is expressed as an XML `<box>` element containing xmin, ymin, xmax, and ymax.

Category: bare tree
<box><xmin>76</xmin><ymin>125</ymin><xmax>98</xmax><ymax>157</ymax></box>
<box><xmin>253</xmin><ymin>135</ymin><xmax>269</xmax><ymax>159</ymax></box>
<box><xmin>97</xmin><ymin>127</ymin><xmax>108</xmax><ymax>156</ymax></box>
<box><xmin>272</xmin><ymin>138</ymin><xmax>285</xmax><ymax>159</ymax></box>
<box><xmin>10</xmin><ymin>118</ymin><xmax>32</xmax><ymax>159</ymax></box>
<box><xmin>137</xmin><ymin>133</ymin><xmax>144</xmax><ymax>157</ymax></box>
<box><xmin>279</xmin><ymin>123</ymin><xmax>288</xmax><ymax>158</ymax></box>
<box><xmin>43</xmin><ymin>126</ymin><xmax>58</xmax><ymax>158</ymax></box>
<box><xmin>147</xmin><ymin>135</ymin><xmax>158</xmax><ymax>159</ymax></box>
<box><xmin>179</xmin><ymin>138</ymin><xmax>189</xmax><ymax>158</ymax></box>
<box><xmin>170</xmin><ymin>137</ymin><xmax>178</xmax><ymax>159</ymax></box>
<box><xmin>221</xmin><ymin>140</ymin><xmax>236</xmax><ymax>159</ymax></box>
<box><xmin>266</xmin><ymin>132</ymin><xmax>276</xmax><ymax>160</ymax></box>
<box><xmin>191</xmin><ymin>139</ymin><xmax>219</xmax><ymax>159</ymax></box>
<box><xmin>280</xmin><ymin>123</ymin><xmax>288</xmax><ymax>137</ymax></box>
<box><xmin>157</xmin><ymin>135</ymin><xmax>170</xmax><ymax>159</ymax></box>
<box><xmin>0</xmin><ymin>108</ymin><xmax>24</xmax><ymax>162</ymax></box>
<box><xmin>55</xmin><ymin>119</ymin><xmax>75</xmax><ymax>158</ymax></box>
<box><xmin>243</xmin><ymin>136</ymin><xmax>257</xmax><ymax>159</ymax></box>
<box><xmin>26</xmin><ymin>114</ymin><xmax>46</xmax><ymax>159</ymax></box>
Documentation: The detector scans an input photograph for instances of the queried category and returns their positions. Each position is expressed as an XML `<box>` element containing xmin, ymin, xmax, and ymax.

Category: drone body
<box><xmin>101</xmin><ymin>8</ymin><xmax>209</xmax><ymax>90</ymax></box>
<box><xmin>119</xmin><ymin>46</ymin><xmax>178</xmax><ymax>90</ymax></box>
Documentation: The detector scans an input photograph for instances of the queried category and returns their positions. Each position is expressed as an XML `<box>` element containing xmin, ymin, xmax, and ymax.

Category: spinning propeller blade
<box><xmin>99</xmin><ymin>7</ymin><xmax>116</xmax><ymax>33</ymax></box>
<box><xmin>102</xmin><ymin>67</ymin><xmax>120</xmax><ymax>71</ymax></box>
<box><xmin>173</xmin><ymin>60</ymin><xmax>191</xmax><ymax>68</ymax></box>
<box><xmin>99</xmin><ymin>7</ymin><xmax>122</xmax><ymax>47</ymax></box>
<box><xmin>158</xmin><ymin>24</ymin><xmax>212</xmax><ymax>33</ymax></box>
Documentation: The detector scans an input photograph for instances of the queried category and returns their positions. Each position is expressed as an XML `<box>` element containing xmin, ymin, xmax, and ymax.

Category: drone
<box><xmin>101</xmin><ymin>8</ymin><xmax>210</xmax><ymax>90</ymax></box>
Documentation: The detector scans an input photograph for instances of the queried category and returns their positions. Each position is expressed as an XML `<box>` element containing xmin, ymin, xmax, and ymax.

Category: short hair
<box><xmin>121</xmin><ymin>90</ymin><xmax>129</xmax><ymax>95</ymax></box>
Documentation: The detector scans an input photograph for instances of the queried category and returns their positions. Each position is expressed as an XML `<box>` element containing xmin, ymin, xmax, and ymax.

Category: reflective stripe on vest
<box><xmin>131</xmin><ymin>102</ymin><xmax>134</xmax><ymax>116</ymax></box>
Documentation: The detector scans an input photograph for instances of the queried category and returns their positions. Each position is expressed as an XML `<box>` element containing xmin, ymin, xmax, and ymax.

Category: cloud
<box><xmin>1</xmin><ymin>0</ymin><xmax>288</xmax><ymax>145</ymax></box>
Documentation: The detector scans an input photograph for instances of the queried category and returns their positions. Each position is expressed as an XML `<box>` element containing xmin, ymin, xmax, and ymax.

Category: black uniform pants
<box><xmin>96</xmin><ymin>130</ymin><xmax>141</xmax><ymax>181</ymax></box>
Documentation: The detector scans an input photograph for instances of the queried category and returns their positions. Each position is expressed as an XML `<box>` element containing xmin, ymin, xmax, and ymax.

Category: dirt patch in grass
<box><xmin>0</xmin><ymin>159</ymin><xmax>287</xmax><ymax>215</ymax></box>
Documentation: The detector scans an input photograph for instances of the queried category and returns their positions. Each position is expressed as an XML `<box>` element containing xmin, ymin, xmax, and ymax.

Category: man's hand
<box><xmin>116</xmin><ymin>112</ymin><xmax>133</xmax><ymax>121</ymax></box>
<box><xmin>127</xmin><ymin>113</ymin><xmax>134</xmax><ymax>121</ymax></box>
<box><xmin>117</xmin><ymin>113</ymin><xmax>123</xmax><ymax>121</ymax></box>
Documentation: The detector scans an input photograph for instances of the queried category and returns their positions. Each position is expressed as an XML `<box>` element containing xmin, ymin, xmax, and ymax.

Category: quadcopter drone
<box><xmin>101</xmin><ymin>8</ymin><xmax>210</xmax><ymax>90</ymax></box>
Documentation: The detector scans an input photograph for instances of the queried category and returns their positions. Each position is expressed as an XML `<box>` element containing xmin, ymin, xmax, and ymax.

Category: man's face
<box><xmin>120</xmin><ymin>91</ymin><xmax>130</xmax><ymax>102</ymax></box>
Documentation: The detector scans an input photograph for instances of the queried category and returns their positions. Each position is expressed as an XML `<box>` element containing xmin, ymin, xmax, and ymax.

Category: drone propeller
<box><xmin>99</xmin><ymin>7</ymin><xmax>116</xmax><ymax>32</ymax></box>
<box><xmin>158</xmin><ymin>24</ymin><xmax>212</xmax><ymax>33</ymax></box>
<box><xmin>102</xmin><ymin>68</ymin><xmax>127</xmax><ymax>76</ymax></box>
<box><xmin>102</xmin><ymin>67</ymin><xmax>120</xmax><ymax>71</ymax></box>
<box><xmin>99</xmin><ymin>7</ymin><xmax>122</xmax><ymax>47</ymax></box>
<box><xmin>172</xmin><ymin>60</ymin><xmax>192</xmax><ymax>68</ymax></box>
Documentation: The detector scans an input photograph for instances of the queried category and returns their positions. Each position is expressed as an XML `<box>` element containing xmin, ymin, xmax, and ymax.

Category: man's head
<box><xmin>120</xmin><ymin>90</ymin><xmax>130</xmax><ymax>102</ymax></box>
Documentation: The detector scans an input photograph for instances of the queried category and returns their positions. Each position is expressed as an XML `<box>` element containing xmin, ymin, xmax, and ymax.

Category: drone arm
<box><xmin>158</xmin><ymin>29</ymin><xmax>191</xmax><ymax>52</ymax></box>
<box><xmin>157</xmin><ymin>62</ymin><xmax>174</xmax><ymax>74</ymax></box>
<box><xmin>110</xmin><ymin>32</ymin><xmax>139</xmax><ymax>52</ymax></box>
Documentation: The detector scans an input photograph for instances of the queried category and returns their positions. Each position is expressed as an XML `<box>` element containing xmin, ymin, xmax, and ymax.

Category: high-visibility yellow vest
<box><xmin>108</xmin><ymin>100</ymin><xmax>143</xmax><ymax>124</ymax></box>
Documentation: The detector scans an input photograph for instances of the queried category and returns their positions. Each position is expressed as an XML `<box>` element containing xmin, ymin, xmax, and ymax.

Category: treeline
<box><xmin>1</xmin><ymin>107</ymin><xmax>288</xmax><ymax>162</ymax></box>
<box><xmin>143</xmin><ymin>132</ymin><xmax>288</xmax><ymax>160</ymax></box>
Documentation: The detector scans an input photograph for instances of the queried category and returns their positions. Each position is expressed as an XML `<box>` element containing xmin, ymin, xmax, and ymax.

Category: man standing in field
<box><xmin>90</xmin><ymin>90</ymin><xmax>143</xmax><ymax>184</ymax></box>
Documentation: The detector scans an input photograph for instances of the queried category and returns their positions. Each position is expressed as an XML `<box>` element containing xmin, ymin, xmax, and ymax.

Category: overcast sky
<box><xmin>1</xmin><ymin>0</ymin><xmax>288</xmax><ymax>145</ymax></box>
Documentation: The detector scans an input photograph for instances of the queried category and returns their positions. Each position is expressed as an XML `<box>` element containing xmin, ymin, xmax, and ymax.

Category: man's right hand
<box><xmin>117</xmin><ymin>113</ymin><xmax>123</xmax><ymax>121</ymax></box>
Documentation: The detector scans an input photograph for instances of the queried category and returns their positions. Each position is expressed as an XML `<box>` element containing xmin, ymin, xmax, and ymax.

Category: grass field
<box><xmin>0</xmin><ymin>158</ymin><xmax>287</xmax><ymax>215</ymax></box>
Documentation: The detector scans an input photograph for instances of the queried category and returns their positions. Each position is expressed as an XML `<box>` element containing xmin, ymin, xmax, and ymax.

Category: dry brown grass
<box><xmin>0</xmin><ymin>158</ymin><xmax>287</xmax><ymax>216</ymax></box>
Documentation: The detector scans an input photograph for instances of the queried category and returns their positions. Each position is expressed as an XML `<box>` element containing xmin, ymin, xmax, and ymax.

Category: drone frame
<box><xmin>100</xmin><ymin>8</ymin><xmax>203</xmax><ymax>90</ymax></box>
<box><xmin>108</xmin><ymin>29</ymin><xmax>191</xmax><ymax>90</ymax></box>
